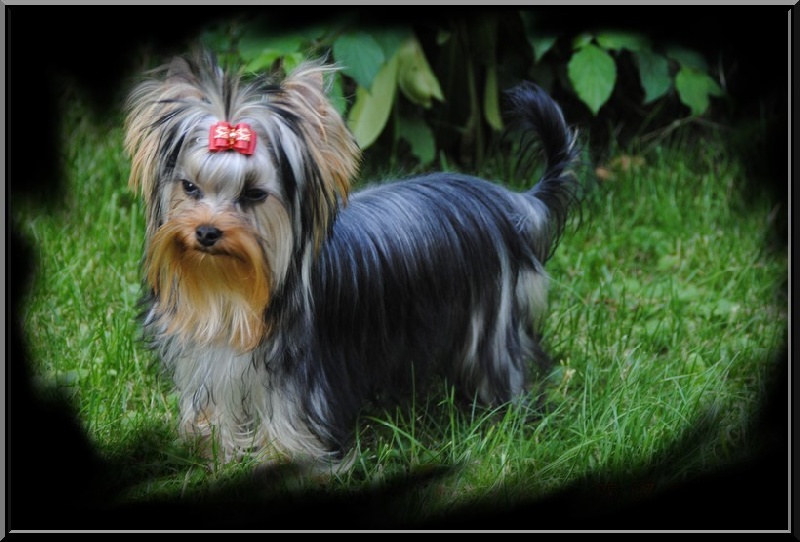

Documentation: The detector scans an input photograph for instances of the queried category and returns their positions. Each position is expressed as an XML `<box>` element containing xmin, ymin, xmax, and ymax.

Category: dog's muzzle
<box><xmin>196</xmin><ymin>224</ymin><xmax>223</xmax><ymax>248</ymax></box>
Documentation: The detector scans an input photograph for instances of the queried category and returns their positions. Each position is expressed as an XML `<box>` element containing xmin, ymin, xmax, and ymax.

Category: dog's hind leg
<box><xmin>456</xmin><ymin>267</ymin><xmax>550</xmax><ymax>406</ymax></box>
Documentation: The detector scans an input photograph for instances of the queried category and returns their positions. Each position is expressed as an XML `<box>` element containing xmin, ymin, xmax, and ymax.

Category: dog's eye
<box><xmin>240</xmin><ymin>188</ymin><xmax>269</xmax><ymax>204</ymax></box>
<box><xmin>181</xmin><ymin>179</ymin><xmax>202</xmax><ymax>199</ymax></box>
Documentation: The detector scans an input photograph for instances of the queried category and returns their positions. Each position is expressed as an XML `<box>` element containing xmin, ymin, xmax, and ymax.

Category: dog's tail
<box><xmin>505</xmin><ymin>82</ymin><xmax>581</xmax><ymax>263</ymax></box>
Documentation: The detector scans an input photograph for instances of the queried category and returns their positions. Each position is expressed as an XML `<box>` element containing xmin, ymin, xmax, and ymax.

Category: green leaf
<box><xmin>568</xmin><ymin>44</ymin><xmax>617</xmax><ymax>115</ymax></box>
<box><xmin>239</xmin><ymin>34</ymin><xmax>305</xmax><ymax>60</ymax></box>
<box><xmin>397</xmin><ymin>115</ymin><xmax>436</xmax><ymax>165</ymax></box>
<box><xmin>519</xmin><ymin>11</ymin><xmax>557</xmax><ymax>62</ymax></box>
<box><xmin>396</xmin><ymin>37</ymin><xmax>444</xmax><ymax>108</ymax></box>
<box><xmin>483</xmin><ymin>64</ymin><xmax>503</xmax><ymax>131</ymax></box>
<box><xmin>572</xmin><ymin>33</ymin><xmax>594</xmax><ymax>50</ymax></box>
<box><xmin>346</xmin><ymin>55</ymin><xmax>398</xmax><ymax>149</ymax></box>
<box><xmin>329</xmin><ymin>72</ymin><xmax>347</xmax><ymax>117</ymax></box>
<box><xmin>333</xmin><ymin>32</ymin><xmax>386</xmax><ymax>90</ymax></box>
<box><xmin>713</xmin><ymin>298</ymin><xmax>739</xmax><ymax>318</ymax></box>
<box><xmin>675</xmin><ymin>66</ymin><xmax>721</xmax><ymax>116</ymax></box>
<box><xmin>706</xmin><ymin>77</ymin><xmax>724</xmax><ymax>97</ymax></box>
<box><xmin>530</xmin><ymin>36</ymin><xmax>557</xmax><ymax>63</ymax></box>
<box><xmin>666</xmin><ymin>46</ymin><xmax>708</xmax><ymax>72</ymax></box>
<box><xmin>676</xmin><ymin>284</ymin><xmax>703</xmax><ymax>303</ymax></box>
<box><xmin>56</xmin><ymin>368</ymin><xmax>89</xmax><ymax>387</ymax></box>
<box><xmin>531</xmin><ymin>36</ymin><xmax>557</xmax><ymax>62</ymax></box>
<box><xmin>643</xmin><ymin>317</ymin><xmax>670</xmax><ymax>338</ymax></box>
<box><xmin>239</xmin><ymin>34</ymin><xmax>306</xmax><ymax>73</ymax></box>
<box><xmin>636</xmin><ymin>50</ymin><xmax>672</xmax><ymax>104</ymax></box>
<box><xmin>280</xmin><ymin>52</ymin><xmax>306</xmax><ymax>74</ymax></box>
<box><xmin>244</xmin><ymin>53</ymin><xmax>282</xmax><ymax>74</ymax></box>
<box><xmin>596</xmin><ymin>31</ymin><xmax>649</xmax><ymax>52</ymax></box>
<box><xmin>372</xmin><ymin>26</ymin><xmax>415</xmax><ymax>60</ymax></box>
<box><xmin>685</xmin><ymin>352</ymin><xmax>707</xmax><ymax>373</ymax></box>
<box><xmin>656</xmin><ymin>253</ymin><xmax>681</xmax><ymax>271</ymax></box>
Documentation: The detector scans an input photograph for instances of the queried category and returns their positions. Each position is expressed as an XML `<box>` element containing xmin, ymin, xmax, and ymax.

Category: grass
<box><xmin>11</xmin><ymin>85</ymin><xmax>787</xmax><ymax>528</ymax></box>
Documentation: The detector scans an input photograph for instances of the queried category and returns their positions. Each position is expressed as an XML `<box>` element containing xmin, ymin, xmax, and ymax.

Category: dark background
<box><xmin>6</xmin><ymin>6</ymin><xmax>792</xmax><ymax>531</ymax></box>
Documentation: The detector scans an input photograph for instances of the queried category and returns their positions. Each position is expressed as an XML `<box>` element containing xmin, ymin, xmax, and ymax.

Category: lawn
<box><xmin>11</xmin><ymin>84</ymin><xmax>787</xmax><ymax>530</ymax></box>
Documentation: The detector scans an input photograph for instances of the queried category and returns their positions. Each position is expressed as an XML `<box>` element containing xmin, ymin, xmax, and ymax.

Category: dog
<box><xmin>124</xmin><ymin>49</ymin><xmax>580</xmax><ymax>467</ymax></box>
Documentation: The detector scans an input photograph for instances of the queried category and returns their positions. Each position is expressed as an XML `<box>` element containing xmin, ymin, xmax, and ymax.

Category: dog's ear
<box><xmin>282</xmin><ymin>66</ymin><xmax>326</xmax><ymax>111</ymax></box>
<box><xmin>281</xmin><ymin>61</ymin><xmax>362</xmax><ymax>182</ymax></box>
<box><xmin>124</xmin><ymin>53</ymin><xmax>210</xmax><ymax>224</ymax></box>
<box><xmin>281</xmin><ymin>62</ymin><xmax>362</xmax><ymax>247</ymax></box>
<box><xmin>162</xmin><ymin>55</ymin><xmax>207</xmax><ymax>101</ymax></box>
<box><xmin>166</xmin><ymin>56</ymin><xmax>192</xmax><ymax>80</ymax></box>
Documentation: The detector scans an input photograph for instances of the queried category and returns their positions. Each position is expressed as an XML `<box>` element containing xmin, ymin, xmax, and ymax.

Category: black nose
<box><xmin>196</xmin><ymin>224</ymin><xmax>223</xmax><ymax>247</ymax></box>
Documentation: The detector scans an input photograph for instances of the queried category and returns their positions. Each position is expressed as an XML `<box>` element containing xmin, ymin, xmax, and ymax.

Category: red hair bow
<box><xmin>208</xmin><ymin>122</ymin><xmax>256</xmax><ymax>155</ymax></box>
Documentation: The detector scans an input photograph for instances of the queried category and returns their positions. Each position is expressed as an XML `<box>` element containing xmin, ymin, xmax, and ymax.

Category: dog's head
<box><xmin>124</xmin><ymin>50</ymin><xmax>360</xmax><ymax>351</ymax></box>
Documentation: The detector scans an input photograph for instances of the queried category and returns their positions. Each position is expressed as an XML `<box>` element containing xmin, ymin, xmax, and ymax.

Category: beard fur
<box><xmin>144</xmin><ymin>208</ymin><xmax>272</xmax><ymax>352</ymax></box>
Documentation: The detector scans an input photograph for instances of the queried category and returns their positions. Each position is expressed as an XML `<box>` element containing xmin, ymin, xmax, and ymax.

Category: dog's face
<box><xmin>144</xmin><ymin>137</ymin><xmax>282</xmax><ymax>351</ymax></box>
<box><xmin>125</xmin><ymin>52</ymin><xmax>361</xmax><ymax>352</ymax></box>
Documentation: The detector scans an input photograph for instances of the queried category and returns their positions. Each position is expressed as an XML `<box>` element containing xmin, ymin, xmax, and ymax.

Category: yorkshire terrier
<box><xmin>124</xmin><ymin>49</ymin><xmax>580</xmax><ymax>467</ymax></box>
